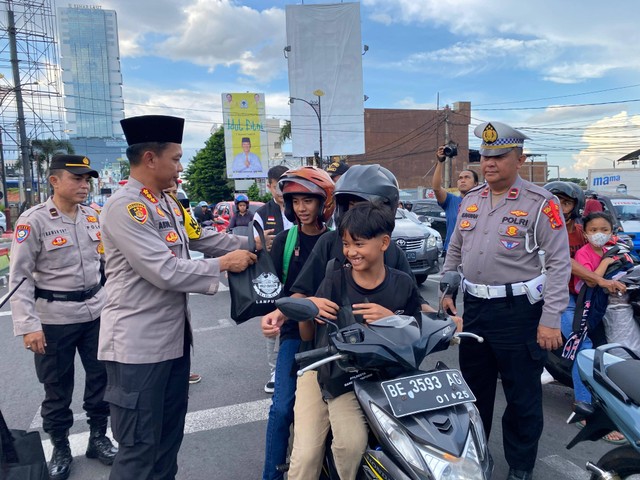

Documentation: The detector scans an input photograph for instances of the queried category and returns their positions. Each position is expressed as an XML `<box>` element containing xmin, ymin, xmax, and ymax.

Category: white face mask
<box><xmin>587</xmin><ymin>232</ymin><xmax>611</xmax><ymax>248</ymax></box>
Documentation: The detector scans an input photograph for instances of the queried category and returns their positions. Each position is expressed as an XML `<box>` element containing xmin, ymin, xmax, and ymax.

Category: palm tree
<box><xmin>279</xmin><ymin>120</ymin><xmax>291</xmax><ymax>144</ymax></box>
<box><xmin>31</xmin><ymin>138</ymin><xmax>75</xmax><ymax>201</ymax></box>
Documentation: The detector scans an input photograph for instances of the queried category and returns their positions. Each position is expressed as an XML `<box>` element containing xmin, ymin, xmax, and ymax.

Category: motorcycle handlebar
<box><xmin>297</xmin><ymin>353</ymin><xmax>347</xmax><ymax>377</ymax></box>
<box><xmin>294</xmin><ymin>346</ymin><xmax>332</xmax><ymax>366</ymax></box>
<box><xmin>451</xmin><ymin>332</ymin><xmax>484</xmax><ymax>345</ymax></box>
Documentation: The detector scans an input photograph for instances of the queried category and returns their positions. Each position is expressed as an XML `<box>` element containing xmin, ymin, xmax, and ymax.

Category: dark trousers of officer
<box><xmin>104</xmin><ymin>340</ymin><xmax>190</xmax><ymax>480</ymax></box>
<box><xmin>34</xmin><ymin>318</ymin><xmax>109</xmax><ymax>434</ymax></box>
<box><xmin>459</xmin><ymin>293</ymin><xmax>546</xmax><ymax>471</ymax></box>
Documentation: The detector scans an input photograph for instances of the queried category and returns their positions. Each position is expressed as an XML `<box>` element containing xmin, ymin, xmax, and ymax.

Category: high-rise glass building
<box><xmin>57</xmin><ymin>5</ymin><xmax>124</xmax><ymax>138</ymax></box>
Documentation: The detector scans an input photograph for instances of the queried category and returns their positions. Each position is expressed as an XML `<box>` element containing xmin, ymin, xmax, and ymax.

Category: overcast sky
<box><xmin>91</xmin><ymin>0</ymin><xmax>640</xmax><ymax>178</ymax></box>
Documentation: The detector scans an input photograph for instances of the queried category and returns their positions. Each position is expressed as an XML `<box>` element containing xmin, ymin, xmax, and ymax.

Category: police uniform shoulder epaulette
<box><xmin>463</xmin><ymin>183</ymin><xmax>486</xmax><ymax>198</ymax></box>
<box><xmin>79</xmin><ymin>204</ymin><xmax>99</xmax><ymax>216</ymax></box>
<box><xmin>522</xmin><ymin>182</ymin><xmax>554</xmax><ymax>201</ymax></box>
<box><xmin>19</xmin><ymin>202</ymin><xmax>48</xmax><ymax>219</ymax></box>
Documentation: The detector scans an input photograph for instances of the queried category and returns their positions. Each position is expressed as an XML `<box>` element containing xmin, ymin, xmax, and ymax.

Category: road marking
<box><xmin>39</xmin><ymin>398</ymin><xmax>271</xmax><ymax>460</ymax></box>
<box><xmin>189</xmin><ymin>282</ymin><xmax>229</xmax><ymax>293</ymax></box>
<box><xmin>193</xmin><ymin>318</ymin><xmax>235</xmax><ymax>332</ymax></box>
<box><xmin>540</xmin><ymin>455</ymin><xmax>590</xmax><ymax>480</ymax></box>
<box><xmin>30</xmin><ymin>407</ymin><xmax>87</xmax><ymax>430</ymax></box>
<box><xmin>0</xmin><ymin>310</ymin><xmax>11</xmax><ymax>317</ymax></box>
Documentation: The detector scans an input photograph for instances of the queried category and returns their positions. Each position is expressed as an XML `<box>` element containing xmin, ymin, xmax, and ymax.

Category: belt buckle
<box><xmin>476</xmin><ymin>284</ymin><xmax>489</xmax><ymax>299</ymax></box>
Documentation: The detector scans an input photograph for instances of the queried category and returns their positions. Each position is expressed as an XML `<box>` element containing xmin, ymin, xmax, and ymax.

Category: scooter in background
<box><xmin>566</xmin><ymin>343</ymin><xmax>640</xmax><ymax>479</ymax></box>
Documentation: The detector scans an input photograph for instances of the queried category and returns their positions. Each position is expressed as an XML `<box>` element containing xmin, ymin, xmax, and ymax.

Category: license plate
<box><xmin>405</xmin><ymin>251</ymin><xmax>416</xmax><ymax>262</ymax></box>
<box><xmin>381</xmin><ymin>369</ymin><xmax>476</xmax><ymax>418</ymax></box>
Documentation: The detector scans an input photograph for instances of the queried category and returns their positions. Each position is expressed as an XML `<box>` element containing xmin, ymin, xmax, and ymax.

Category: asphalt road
<box><xmin>0</xmin><ymin>271</ymin><xmax>614</xmax><ymax>480</ymax></box>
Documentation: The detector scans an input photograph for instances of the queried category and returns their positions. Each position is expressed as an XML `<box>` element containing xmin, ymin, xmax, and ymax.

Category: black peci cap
<box><xmin>120</xmin><ymin>115</ymin><xmax>185</xmax><ymax>145</ymax></box>
<box><xmin>326</xmin><ymin>161</ymin><xmax>349</xmax><ymax>179</ymax></box>
<box><xmin>50</xmin><ymin>155</ymin><xmax>98</xmax><ymax>178</ymax></box>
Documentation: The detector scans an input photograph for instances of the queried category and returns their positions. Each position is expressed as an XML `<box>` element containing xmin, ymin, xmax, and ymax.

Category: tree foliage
<box><xmin>31</xmin><ymin>138</ymin><xmax>75</xmax><ymax>180</ymax></box>
<box><xmin>183</xmin><ymin>127</ymin><xmax>233</xmax><ymax>203</ymax></box>
<box><xmin>279</xmin><ymin>120</ymin><xmax>291</xmax><ymax>144</ymax></box>
<box><xmin>119</xmin><ymin>160</ymin><xmax>130</xmax><ymax>180</ymax></box>
<box><xmin>247</xmin><ymin>182</ymin><xmax>272</xmax><ymax>203</ymax></box>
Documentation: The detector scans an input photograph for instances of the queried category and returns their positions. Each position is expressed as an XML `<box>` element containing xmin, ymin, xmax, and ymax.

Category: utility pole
<box><xmin>443</xmin><ymin>106</ymin><xmax>450</xmax><ymax>188</ymax></box>
<box><xmin>7</xmin><ymin>0</ymin><xmax>34</xmax><ymax>207</ymax></box>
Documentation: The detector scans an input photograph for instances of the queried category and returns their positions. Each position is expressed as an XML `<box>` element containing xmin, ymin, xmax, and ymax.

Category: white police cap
<box><xmin>474</xmin><ymin>121</ymin><xmax>529</xmax><ymax>157</ymax></box>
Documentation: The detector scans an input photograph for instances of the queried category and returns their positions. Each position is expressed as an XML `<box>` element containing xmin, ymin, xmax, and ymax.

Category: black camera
<box><xmin>443</xmin><ymin>145</ymin><xmax>458</xmax><ymax>157</ymax></box>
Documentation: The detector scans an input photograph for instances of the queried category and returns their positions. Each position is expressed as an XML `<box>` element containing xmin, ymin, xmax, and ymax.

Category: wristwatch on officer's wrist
<box><xmin>437</xmin><ymin>155</ymin><xmax>446</xmax><ymax>163</ymax></box>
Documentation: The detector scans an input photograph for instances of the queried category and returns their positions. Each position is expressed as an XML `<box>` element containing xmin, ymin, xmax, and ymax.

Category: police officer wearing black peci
<box><xmin>10</xmin><ymin>155</ymin><xmax>117</xmax><ymax>480</ymax></box>
<box><xmin>442</xmin><ymin>122</ymin><xmax>571</xmax><ymax>480</ymax></box>
<box><xmin>99</xmin><ymin>115</ymin><xmax>256</xmax><ymax>480</ymax></box>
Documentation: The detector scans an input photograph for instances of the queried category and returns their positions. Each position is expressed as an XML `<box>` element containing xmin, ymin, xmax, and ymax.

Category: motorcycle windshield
<box><xmin>335</xmin><ymin>315</ymin><xmax>453</xmax><ymax>371</ymax></box>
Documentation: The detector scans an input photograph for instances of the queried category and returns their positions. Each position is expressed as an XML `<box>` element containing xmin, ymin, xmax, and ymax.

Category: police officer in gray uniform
<box><xmin>99</xmin><ymin>115</ymin><xmax>257</xmax><ymax>480</ymax></box>
<box><xmin>10</xmin><ymin>155</ymin><xmax>118</xmax><ymax>480</ymax></box>
<box><xmin>442</xmin><ymin>122</ymin><xmax>571</xmax><ymax>480</ymax></box>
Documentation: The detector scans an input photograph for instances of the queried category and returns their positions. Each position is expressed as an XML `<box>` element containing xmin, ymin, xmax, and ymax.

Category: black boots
<box><xmin>85</xmin><ymin>424</ymin><xmax>118</xmax><ymax>465</ymax></box>
<box><xmin>49</xmin><ymin>430</ymin><xmax>73</xmax><ymax>480</ymax></box>
<box><xmin>506</xmin><ymin>468</ymin><xmax>534</xmax><ymax>480</ymax></box>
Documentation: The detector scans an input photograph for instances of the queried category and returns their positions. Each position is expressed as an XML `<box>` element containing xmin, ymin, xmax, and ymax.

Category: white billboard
<box><xmin>286</xmin><ymin>3</ymin><xmax>365</xmax><ymax>158</ymax></box>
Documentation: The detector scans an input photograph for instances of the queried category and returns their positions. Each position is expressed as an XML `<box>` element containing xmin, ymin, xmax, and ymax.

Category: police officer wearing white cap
<box><xmin>10</xmin><ymin>154</ymin><xmax>118</xmax><ymax>480</ymax></box>
<box><xmin>99</xmin><ymin>115</ymin><xmax>257</xmax><ymax>479</ymax></box>
<box><xmin>442</xmin><ymin>121</ymin><xmax>571</xmax><ymax>480</ymax></box>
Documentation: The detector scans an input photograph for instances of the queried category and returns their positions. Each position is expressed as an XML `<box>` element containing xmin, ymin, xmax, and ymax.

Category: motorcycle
<box><xmin>566</xmin><ymin>343</ymin><xmax>640</xmax><ymax>479</ymax></box>
<box><xmin>545</xmin><ymin>246</ymin><xmax>640</xmax><ymax>388</ymax></box>
<box><xmin>276</xmin><ymin>271</ymin><xmax>493</xmax><ymax>480</ymax></box>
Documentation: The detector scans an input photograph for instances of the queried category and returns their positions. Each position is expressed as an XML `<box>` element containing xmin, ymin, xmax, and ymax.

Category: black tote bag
<box><xmin>0</xmin><ymin>408</ymin><xmax>48</xmax><ymax>480</ymax></box>
<box><xmin>228</xmin><ymin>220</ymin><xmax>283</xmax><ymax>324</ymax></box>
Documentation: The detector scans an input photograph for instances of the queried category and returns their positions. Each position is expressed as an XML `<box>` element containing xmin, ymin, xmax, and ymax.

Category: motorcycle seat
<box><xmin>606</xmin><ymin>359</ymin><xmax>640</xmax><ymax>406</ymax></box>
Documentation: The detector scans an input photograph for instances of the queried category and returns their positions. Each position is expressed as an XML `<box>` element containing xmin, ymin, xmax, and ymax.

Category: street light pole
<box><xmin>289</xmin><ymin>89</ymin><xmax>325</xmax><ymax>165</ymax></box>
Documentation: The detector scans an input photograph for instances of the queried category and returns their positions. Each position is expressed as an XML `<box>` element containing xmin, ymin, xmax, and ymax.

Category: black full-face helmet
<box><xmin>333</xmin><ymin>164</ymin><xmax>400</xmax><ymax>227</ymax></box>
<box><xmin>543</xmin><ymin>181</ymin><xmax>585</xmax><ymax>220</ymax></box>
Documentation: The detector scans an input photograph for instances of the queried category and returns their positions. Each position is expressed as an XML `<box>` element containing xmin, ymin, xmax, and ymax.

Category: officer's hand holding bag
<box><xmin>228</xmin><ymin>220</ymin><xmax>282</xmax><ymax>324</ymax></box>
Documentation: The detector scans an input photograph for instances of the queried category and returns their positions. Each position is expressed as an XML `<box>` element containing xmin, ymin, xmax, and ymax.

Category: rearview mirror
<box><xmin>275</xmin><ymin>297</ymin><xmax>319</xmax><ymax>322</ymax></box>
<box><xmin>440</xmin><ymin>271</ymin><xmax>461</xmax><ymax>293</ymax></box>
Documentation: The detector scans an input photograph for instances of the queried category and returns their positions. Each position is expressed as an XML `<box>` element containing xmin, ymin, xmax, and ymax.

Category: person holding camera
<box><xmin>431</xmin><ymin>144</ymin><xmax>479</xmax><ymax>258</ymax></box>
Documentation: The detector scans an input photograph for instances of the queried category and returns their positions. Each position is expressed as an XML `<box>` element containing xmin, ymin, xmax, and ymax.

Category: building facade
<box><xmin>346</xmin><ymin>102</ymin><xmax>471</xmax><ymax>191</ymax></box>
<box><xmin>57</xmin><ymin>4</ymin><xmax>125</xmax><ymax>154</ymax></box>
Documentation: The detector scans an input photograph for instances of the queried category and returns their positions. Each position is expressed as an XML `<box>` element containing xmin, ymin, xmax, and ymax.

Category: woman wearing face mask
<box><xmin>572</xmin><ymin>211</ymin><xmax>628</xmax><ymax>444</ymax></box>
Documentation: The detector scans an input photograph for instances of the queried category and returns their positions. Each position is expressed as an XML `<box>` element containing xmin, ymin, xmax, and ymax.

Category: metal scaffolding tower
<box><xmin>0</xmin><ymin>0</ymin><xmax>64</xmax><ymax>207</ymax></box>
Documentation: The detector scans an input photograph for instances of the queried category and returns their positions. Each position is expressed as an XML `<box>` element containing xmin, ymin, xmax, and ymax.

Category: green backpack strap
<box><xmin>282</xmin><ymin>227</ymin><xmax>299</xmax><ymax>284</ymax></box>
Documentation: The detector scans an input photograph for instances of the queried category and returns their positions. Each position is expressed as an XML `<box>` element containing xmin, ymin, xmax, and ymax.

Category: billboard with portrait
<box><xmin>222</xmin><ymin>92</ymin><xmax>268</xmax><ymax>179</ymax></box>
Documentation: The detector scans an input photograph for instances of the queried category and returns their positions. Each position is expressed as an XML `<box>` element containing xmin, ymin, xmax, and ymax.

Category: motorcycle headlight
<box><xmin>370</xmin><ymin>403</ymin><xmax>485</xmax><ymax>479</ymax></box>
<box><xmin>465</xmin><ymin>403</ymin><xmax>487</xmax><ymax>461</ymax></box>
<box><xmin>416</xmin><ymin>434</ymin><xmax>484</xmax><ymax>480</ymax></box>
<box><xmin>370</xmin><ymin>403</ymin><xmax>427</xmax><ymax>474</ymax></box>
<box><xmin>427</xmin><ymin>235</ymin><xmax>437</xmax><ymax>248</ymax></box>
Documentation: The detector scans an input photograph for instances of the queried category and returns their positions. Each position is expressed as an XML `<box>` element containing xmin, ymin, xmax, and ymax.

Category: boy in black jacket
<box><xmin>287</xmin><ymin>203</ymin><xmax>422</xmax><ymax>480</ymax></box>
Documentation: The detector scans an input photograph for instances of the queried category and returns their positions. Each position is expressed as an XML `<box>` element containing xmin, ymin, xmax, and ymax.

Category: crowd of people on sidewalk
<box><xmin>9</xmin><ymin>114</ymin><xmax>639</xmax><ymax>480</ymax></box>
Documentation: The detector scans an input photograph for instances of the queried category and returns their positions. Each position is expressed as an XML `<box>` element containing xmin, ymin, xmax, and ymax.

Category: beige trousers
<box><xmin>287</xmin><ymin>371</ymin><xmax>368</xmax><ymax>480</ymax></box>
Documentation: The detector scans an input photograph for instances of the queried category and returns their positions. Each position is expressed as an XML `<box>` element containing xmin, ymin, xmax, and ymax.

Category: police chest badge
<box><xmin>127</xmin><ymin>202</ymin><xmax>148</xmax><ymax>224</ymax></box>
<box><xmin>252</xmin><ymin>272</ymin><xmax>282</xmax><ymax>299</ymax></box>
<box><xmin>165</xmin><ymin>231</ymin><xmax>179</xmax><ymax>243</ymax></box>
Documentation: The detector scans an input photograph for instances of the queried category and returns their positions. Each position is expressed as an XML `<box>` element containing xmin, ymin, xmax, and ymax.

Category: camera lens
<box><xmin>443</xmin><ymin>145</ymin><xmax>458</xmax><ymax>157</ymax></box>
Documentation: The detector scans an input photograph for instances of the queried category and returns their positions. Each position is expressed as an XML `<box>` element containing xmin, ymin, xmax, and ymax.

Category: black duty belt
<box><xmin>35</xmin><ymin>284</ymin><xmax>102</xmax><ymax>302</ymax></box>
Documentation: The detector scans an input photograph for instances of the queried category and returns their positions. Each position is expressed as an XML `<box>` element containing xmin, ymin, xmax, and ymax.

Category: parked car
<box><xmin>393</xmin><ymin>208</ymin><xmax>440</xmax><ymax>285</ymax></box>
<box><xmin>0</xmin><ymin>211</ymin><xmax>6</xmax><ymax>235</ymax></box>
<box><xmin>211</xmin><ymin>200</ymin><xmax>264</xmax><ymax>232</ymax></box>
<box><xmin>403</xmin><ymin>209</ymin><xmax>444</xmax><ymax>255</ymax></box>
<box><xmin>586</xmin><ymin>192</ymin><xmax>640</xmax><ymax>252</ymax></box>
<box><xmin>411</xmin><ymin>199</ymin><xmax>447</xmax><ymax>241</ymax></box>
